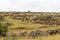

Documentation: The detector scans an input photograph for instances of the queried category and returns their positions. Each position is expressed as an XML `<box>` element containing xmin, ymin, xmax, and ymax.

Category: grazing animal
<box><xmin>6</xmin><ymin>33</ymin><xmax>17</xmax><ymax>40</ymax></box>
<box><xmin>29</xmin><ymin>30</ymin><xmax>49</xmax><ymax>38</ymax></box>
<box><xmin>1</xmin><ymin>34</ymin><xmax>7</xmax><ymax>37</ymax></box>
<box><xmin>31</xmin><ymin>17</ymin><xmax>39</xmax><ymax>24</ymax></box>
<box><xmin>6</xmin><ymin>33</ymin><xmax>17</xmax><ymax>37</ymax></box>
<box><xmin>35</xmin><ymin>30</ymin><xmax>42</xmax><ymax>37</ymax></box>
<box><xmin>40</xmin><ymin>31</ymin><xmax>49</xmax><ymax>37</ymax></box>
<box><xmin>29</xmin><ymin>31</ymin><xmax>38</xmax><ymax>38</ymax></box>
<box><xmin>57</xmin><ymin>29</ymin><xmax>60</xmax><ymax>34</ymax></box>
<box><xmin>47</xmin><ymin>30</ymin><xmax>57</xmax><ymax>35</ymax></box>
<box><xmin>17</xmin><ymin>31</ymin><xmax>28</xmax><ymax>37</ymax></box>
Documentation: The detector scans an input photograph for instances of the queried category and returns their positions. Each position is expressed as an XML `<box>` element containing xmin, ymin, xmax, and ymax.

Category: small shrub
<box><xmin>0</xmin><ymin>23</ymin><xmax>8</xmax><ymax>36</ymax></box>
<box><xmin>0</xmin><ymin>15</ymin><xmax>4</xmax><ymax>21</ymax></box>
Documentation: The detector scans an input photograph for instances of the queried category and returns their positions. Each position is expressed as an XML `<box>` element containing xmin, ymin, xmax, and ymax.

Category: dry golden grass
<box><xmin>3</xmin><ymin>16</ymin><xmax>60</xmax><ymax>33</ymax></box>
<box><xmin>1</xmin><ymin>16</ymin><xmax>60</xmax><ymax>40</ymax></box>
<box><xmin>1</xmin><ymin>34</ymin><xmax>60</xmax><ymax>40</ymax></box>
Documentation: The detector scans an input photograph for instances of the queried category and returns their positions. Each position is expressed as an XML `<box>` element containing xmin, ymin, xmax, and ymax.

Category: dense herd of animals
<box><xmin>6</xmin><ymin>12</ymin><xmax>60</xmax><ymax>25</ymax></box>
<box><xmin>1</xmin><ymin>12</ymin><xmax>60</xmax><ymax>25</ymax></box>
<box><xmin>0</xmin><ymin>12</ymin><xmax>60</xmax><ymax>40</ymax></box>
<box><xmin>1</xmin><ymin>29</ymin><xmax>60</xmax><ymax>38</ymax></box>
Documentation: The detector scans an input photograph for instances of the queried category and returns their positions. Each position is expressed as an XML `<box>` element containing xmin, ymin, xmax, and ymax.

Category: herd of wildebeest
<box><xmin>1</xmin><ymin>12</ymin><xmax>58</xmax><ymax>25</ymax></box>
<box><xmin>2</xmin><ymin>29</ymin><xmax>60</xmax><ymax>38</ymax></box>
<box><xmin>1</xmin><ymin>12</ymin><xmax>60</xmax><ymax>40</ymax></box>
<box><xmin>11</xmin><ymin>12</ymin><xmax>60</xmax><ymax>25</ymax></box>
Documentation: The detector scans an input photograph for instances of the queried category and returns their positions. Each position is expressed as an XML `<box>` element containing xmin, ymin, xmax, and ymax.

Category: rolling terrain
<box><xmin>0</xmin><ymin>12</ymin><xmax>60</xmax><ymax>40</ymax></box>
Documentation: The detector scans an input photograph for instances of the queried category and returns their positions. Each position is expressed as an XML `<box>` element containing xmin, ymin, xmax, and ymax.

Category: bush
<box><xmin>0</xmin><ymin>15</ymin><xmax>4</xmax><ymax>21</ymax></box>
<box><xmin>0</xmin><ymin>23</ymin><xmax>8</xmax><ymax>36</ymax></box>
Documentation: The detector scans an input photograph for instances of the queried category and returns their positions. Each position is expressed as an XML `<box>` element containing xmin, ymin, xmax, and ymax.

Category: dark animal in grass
<box><xmin>57</xmin><ymin>29</ymin><xmax>60</xmax><ymax>34</ymax></box>
<box><xmin>1</xmin><ymin>34</ymin><xmax>7</xmax><ymax>37</ymax></box>
<box><xmin>28</xmin><ymin>31</ymin><xmax>38</xmax><ymax>38</ymax></box>
<box><xmin>6</xmin><ymin>33</ymin><xmax>17</xmax><ymax>37</ymax></box>
<box><xmin>6</xmin><ymin>34</ymin><xmax>17</xmax><ymax>40</ymax></box>
<box><xmin>17</xmin><ymin>31</ymin><xmax>28</xmax><ymax>37</ymax></box>
<box><xmin>31</xmin><ymin>17</ymin><xmax>39</xmax><ymax>24</ymax></box>
<box><xmin>40</xmin><ymin>31</ymin><xmax>49</xmax><ymax>37</ymax></box>
<box><xmin>35</xmin><ymin>30</ymin><xmax>42</xmax><ymax>37</ymax></box>
<box><xmin>47</xmin><ymin>30</ymin><xmax>57</xmax><ymax>35</ymax></box>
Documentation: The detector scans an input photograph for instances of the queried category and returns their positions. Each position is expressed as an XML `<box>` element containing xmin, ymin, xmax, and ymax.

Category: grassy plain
<box><xmin>1</xmin><ymin>13</ymin><xmax>60</xmax><ymax>40</ymax></box>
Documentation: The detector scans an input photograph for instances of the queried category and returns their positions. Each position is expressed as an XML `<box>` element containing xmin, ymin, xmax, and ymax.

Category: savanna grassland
<box><xmin>0</xmin><ymin>12</ymin><xmax>60</xmax><ymax>40</ymax></box>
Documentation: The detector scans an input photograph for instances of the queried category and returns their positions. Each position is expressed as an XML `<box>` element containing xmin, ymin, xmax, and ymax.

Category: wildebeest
<box><xmin>1</xmin><ymin>34</ymin><xmax>7</xmax><ymax>37</ymax></box>
<box><xmin>35</xmin><ymin>30</ymin><xmax>42</xmax><ymax>37</ymax></box>
<box><xmin>30</xmin><ymin>17</ymin><xmax>39</xmax><ymax>24</ymax></box>
<box><xmin>57</xmin><ymin>29</ymin><xmax>60</xmax><ymax>34</ymax></box>
<box><xmin>46</xmin><ymin>30</ymin><xmax>57</xmax><ymax>35</ymax></box>
<box><xmin>40</xmin><ymin>31</ymin><xmax>49</xmax><ymax>37</ymax></box>
<box><xmin>3</xmin><ymin>29</ymin><xmax>60</xmax><ymax>39</ymax></box>
<box><xmin>17</xmin><ymin>31</ymin><xmax>28</xmax><ymax>37</ymax></box>
<box><xmin>5</xmin><ymin>33</ymin><xmax>17</xmax><ymax>40</ymax></box>
<box><xmin>28</xmin><ymin>31</ymin><xmax>38</xmax><ymax>38</ymax></box>
<box><xmin>28</xmin><ymin>30</ymin><xmax>49</xmax><ymax>38</ymax></box>
<box><xmin>6</xmin><ymin>33</ymin><xmax>17</xmax><ymax>37</ymax></box>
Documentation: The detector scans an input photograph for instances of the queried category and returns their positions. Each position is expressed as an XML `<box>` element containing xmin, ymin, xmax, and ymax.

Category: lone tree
<box><xmin>0</xmin><ymin>23</ymin><xmax>8</xmax><ymax>37</ymax></box>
